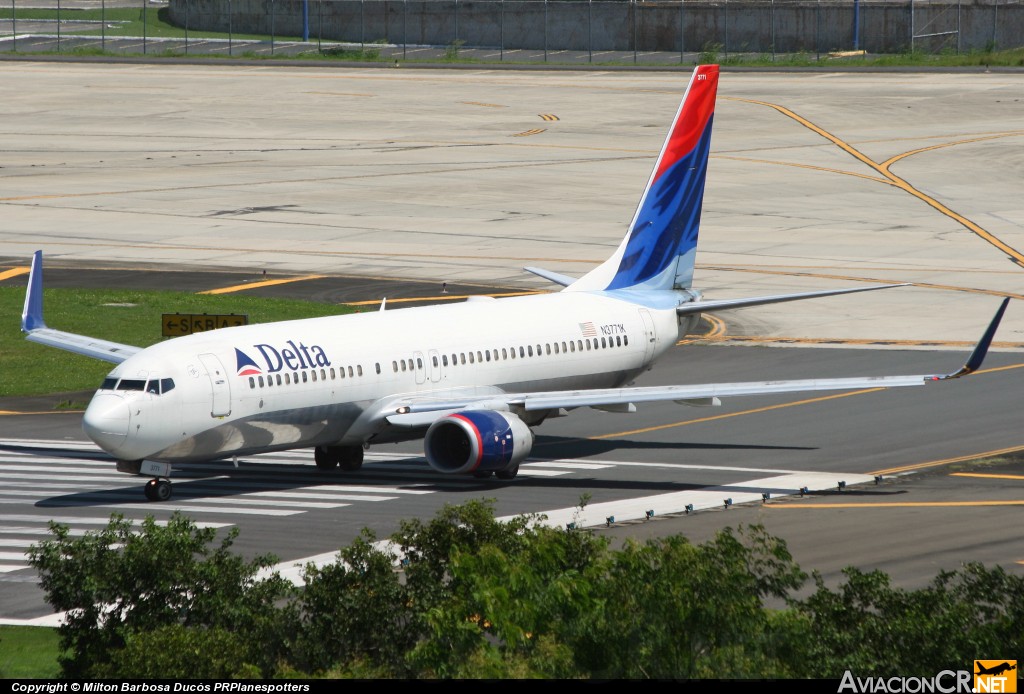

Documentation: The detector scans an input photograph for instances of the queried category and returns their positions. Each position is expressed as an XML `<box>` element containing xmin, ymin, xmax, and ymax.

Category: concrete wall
<box><xmin>166</xmin><ymin>0</ymin><xmax>1024</xmax><ymax>55</ymax></box>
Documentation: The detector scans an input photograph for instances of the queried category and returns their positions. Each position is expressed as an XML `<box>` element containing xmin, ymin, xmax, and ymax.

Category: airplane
<box><xmin>976</xmin><ymin>662</ymin><xmax>1017</xmax><ymax>677</ymax></box>
<box><xmin>19</xmin><ymin>64</ymin><xmax>1009</xmax><ymax>501</ymax></box>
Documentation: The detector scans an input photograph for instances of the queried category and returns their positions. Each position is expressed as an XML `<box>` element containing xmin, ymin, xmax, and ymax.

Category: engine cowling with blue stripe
<box><xmin>424</xmin><ymin>410</ymin><xmax>533</xmax><ymax>475</ymax></box>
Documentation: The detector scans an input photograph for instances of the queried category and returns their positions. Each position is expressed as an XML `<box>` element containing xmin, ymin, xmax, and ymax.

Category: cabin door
<box><xmin>199</xmin><ymin>353</ymin><xmax>232</xmax><ymax>417</ymax></box>
<box><xmin>638</xmin><ymin>309</ymin><xmax>657</xmax><ymax>365</ymax></box>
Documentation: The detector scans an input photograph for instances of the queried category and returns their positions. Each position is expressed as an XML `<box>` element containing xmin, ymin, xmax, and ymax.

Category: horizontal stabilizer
<box><xmin>523</xmin><ymin>266</ymin><xmax>577</xmax><ymax>288</ymax></box>
<box><xmin>25</xmin><ymin>329</ymin><xmax>141</xmax><ymax>364</ymax></box>
<box><xmin>21</xmin><ymin>250</ymin><xmax>141</xmax><ymax>364</ymax></box>
<box><xmin>676</xmin><ymin>283</ymin><xmax>909</xmax><ymax>317</ymax></box>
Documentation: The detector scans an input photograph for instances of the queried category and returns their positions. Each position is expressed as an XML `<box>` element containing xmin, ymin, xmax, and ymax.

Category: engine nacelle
<box><xmin>424</xmin><ymin>410</ymin><xmax>534</xmax><ymax>475</ymax></box>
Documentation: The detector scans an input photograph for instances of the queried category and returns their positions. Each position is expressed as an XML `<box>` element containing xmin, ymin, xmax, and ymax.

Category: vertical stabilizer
<box><xmin>567</xmin><ymin>64</ymin><xmax>718</xmax><ymax>292</ymax></box>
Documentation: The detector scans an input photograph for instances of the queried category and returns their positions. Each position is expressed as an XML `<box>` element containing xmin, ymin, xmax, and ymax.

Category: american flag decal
<box><xmin>579</xmin><ymin>322</ymin><xmax>597</xmax><ymax>337</ymax></box>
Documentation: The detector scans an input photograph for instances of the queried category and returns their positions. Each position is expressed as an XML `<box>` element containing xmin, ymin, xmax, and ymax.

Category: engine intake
<box><xmin>424</xmin><ymin>410</ymin><xmax>533</xmax><ymax>475</ymax></box>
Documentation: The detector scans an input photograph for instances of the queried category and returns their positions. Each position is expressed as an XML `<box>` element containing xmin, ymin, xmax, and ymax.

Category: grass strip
<box><xmin>0</xmin><ymin>287</ymin><xmax>352</xmax><ymax>399</ymax></box>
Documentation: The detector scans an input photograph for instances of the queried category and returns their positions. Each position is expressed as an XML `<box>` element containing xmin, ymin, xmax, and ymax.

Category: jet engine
<box><xmin>424</xmin><ymin>410</ymin><xmax>533</xmax><ymax>477</ymax></box>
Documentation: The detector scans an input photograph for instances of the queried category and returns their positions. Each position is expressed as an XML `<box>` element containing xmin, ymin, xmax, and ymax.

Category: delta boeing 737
<box><xmin>20</xmin><ymin>65</ymin><xmax>1008</xmax><ymax>501</ymax></box>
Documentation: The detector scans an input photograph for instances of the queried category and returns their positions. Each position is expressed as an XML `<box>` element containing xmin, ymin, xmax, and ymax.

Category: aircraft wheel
<box><xmin>144</xmin><ymin>478</ymin><xmax>172</xmax><ymax>501</ymax></box>
<box><xmin>495</xmin><ymin>465</ymin><xmax>519</xmax><ymax>481</ymax></box>
<box><xmin>154</xmin><ymin>479</ymin><xmax>172</xmax><ymax>501</ymax></box>
<box><xmin>472</xmin><ymin>470</ymin><xmax>493</xmax><ymax>479</ymax></box>
<box><xmin>314</xmin><ymin>446</ymin><xmax>339</xmax><ymax>470</ymax></box>
<box><xmin>338</xmin><ymin>446</ymin><xmax>363</xmax><ymax>472</ymax></box>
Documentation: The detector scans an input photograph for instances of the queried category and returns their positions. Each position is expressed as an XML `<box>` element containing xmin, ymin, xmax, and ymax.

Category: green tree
<box><xmin>29</xmin><ymin>501</ymin><xmax>1024</xmax><ymax>680</ymax></box>
<box><xmin>791</xmin><ymin>562</ymin><xmax>1024</xmax><ymax>676</ymax></box>
<box><xmin>95</xmin><ymin>624</ymin><xmax>261</xmax><ymax>679</ymax></box>
<box><xmin>295</xmin><ymin>499</ymin><xmax>556</xmax><ymax>677</ymax></box>
<box><xmin>569</xmin><ymin>525</ymin><xmax>808</xmax><ymax>678</ymax></box>
<box><xmin>297</xmin><ymin>507</ymin><xmax>812</xmax><ymax>678</ymax></box>
<box><xmin>407</xmin><ymin>521</ymin><xmax>608</xmax><ymax>678</ymax></box>
<box><xmin>292</xmin><ymin>530</ymin><xmax>414</xmax><ymax>675</ymax></box>
<box><xmin>28</xmin><ymin>512</ymin><xmax>292</xmax><ymax>678</ymax></box>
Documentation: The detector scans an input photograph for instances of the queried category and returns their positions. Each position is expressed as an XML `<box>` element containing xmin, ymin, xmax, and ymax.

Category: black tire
<box><xmin>338</xmin><ymin>446</ymin><xmax>363</xmax><ymax>472</ymax></box>
<box><xmin>472</xmin><ymin>470</ymin><xmax>493</xmax><ymax>479</ymax></box>
<box><xmin>154</xmin><ymin>480</ymin><xmax>172</xmax><ymax>501</ymax></box>
<box><xmin>495</xmin><ymin>465</ymin><xmax>519</xmax><ymax>480</ymax></box>
<box><xmin>314</xmin><ymin>446</ymin><xmax>339</xmax><ymax>470</ymax></box>
<box><xmin>143</xmin><ymin>479</ymin><xmax>157</xmax><ymax>501</ymax></box>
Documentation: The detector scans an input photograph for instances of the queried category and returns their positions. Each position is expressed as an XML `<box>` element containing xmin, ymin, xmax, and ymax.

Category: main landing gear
<box><xmin>495</xmin><ymin>465</ymin><xmax>519</xmax><ymax>480</ymax></box>
<box><xmin>472</xmin><ymin>465</ymin><xmax>520</xmax><ymax>480</ymax></box>
<box><xmin>314</xmin><ymin>445</ymin><xmax>364</xmax><ymax>472</ymax></box>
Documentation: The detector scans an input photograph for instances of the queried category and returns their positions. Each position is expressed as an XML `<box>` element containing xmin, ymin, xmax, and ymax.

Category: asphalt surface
<box><xmin>1</xmin><ymin>63</ymin><xmax>1023</xmax><ymax>625</ymax></box>
<box><xmin>1</xmin><ymin>264</ymin><xmax>1023</xmax><ymax>624</ymax></box>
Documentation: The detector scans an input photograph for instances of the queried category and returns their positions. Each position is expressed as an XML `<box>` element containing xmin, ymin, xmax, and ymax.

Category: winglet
<box><xmin>940</xmin><ymin>297</ymin><xmax>1009</xmax><ymax>379</ymax></box>
<box><xmin>21</xmin><ymin>250</ymin><xmax>46</xmax><ymax>333</ymax></box>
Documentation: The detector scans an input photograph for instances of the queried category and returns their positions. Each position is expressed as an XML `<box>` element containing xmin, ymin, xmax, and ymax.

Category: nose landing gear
<box><xmin>144</xmin><ymin>477</ymin><xmax>172</xmax><ymax>501</ymax></box>
<box><xmin>139</xmin><ymin>460</ymin><xmax>174</xmax><ymax>501</ymax></box>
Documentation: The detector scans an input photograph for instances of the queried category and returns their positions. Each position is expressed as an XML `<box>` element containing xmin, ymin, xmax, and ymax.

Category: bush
<box><xmin>28</xmin><ymin>513</ymin><xmax>292</xmax><ymax>678</ymax></box>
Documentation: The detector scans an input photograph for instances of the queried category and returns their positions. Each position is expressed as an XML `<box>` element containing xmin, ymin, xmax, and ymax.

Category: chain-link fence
<box><xmin>1</xmin><ymin>0</ymin><xmax>1020</xmax><ymax>60</ymax></box>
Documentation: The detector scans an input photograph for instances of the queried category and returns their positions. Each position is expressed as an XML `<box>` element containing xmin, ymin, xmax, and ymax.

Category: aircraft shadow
<box><xmin>31</xmin><ymin>476</ymin><xmax>910</xmax><ymax>509</ymax></box>
<box><xmin>31</xmin><ymin>459</ymin><xmax>880</xmax><ymax>509</ymax></box>
<box><xmin>532</xmin><ymin>434</ymin><xmax>816</xmax><ymax>458</ymax></box>
<box><xmin>0</xmin><ymin>443</ymin><xmax>109</xmax><ymax>461</ymax></box>
<box><xmin>24</xmin><ymin>435</ymin><xmax>824</xmax><ymax>509</ymax></box>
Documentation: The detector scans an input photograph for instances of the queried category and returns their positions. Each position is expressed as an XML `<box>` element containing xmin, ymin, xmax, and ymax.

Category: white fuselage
<box><xmin>81</xmin><ymin>291</ymin><xmax>683</xmax><ymax>463</ymax></box>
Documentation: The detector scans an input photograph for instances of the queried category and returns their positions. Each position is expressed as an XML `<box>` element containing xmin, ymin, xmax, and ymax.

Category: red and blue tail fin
<box><xmin>568</xmin><ymin>64</ymin><xmax>718</xmax><ymax>293</ymax></box>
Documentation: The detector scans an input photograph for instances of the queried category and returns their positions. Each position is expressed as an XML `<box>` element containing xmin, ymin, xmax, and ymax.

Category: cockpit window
<box><xmin>103</xmin><ymin>377</ymin><xmax>175</xmax><ymax>394</ymax></box>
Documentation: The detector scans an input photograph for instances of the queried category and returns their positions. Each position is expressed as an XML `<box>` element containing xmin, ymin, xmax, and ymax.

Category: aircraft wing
<box><xmin>387</xmin><ymin>297</ymin><xmax>1008</xmax><ymax>426</ymax></box>
<box><xmin>21</xmin><ymin>251</ymin><xmax>142</xmax><ymax>364</ymax></box>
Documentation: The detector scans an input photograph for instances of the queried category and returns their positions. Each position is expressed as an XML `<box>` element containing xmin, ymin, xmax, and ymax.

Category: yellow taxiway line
<box><xmin>727</xmin><ymin>95</ymin><xmax>1024</xmax><ymax>268</ymax></box>
<box><xmin>767</xmin><ymin>501</ymin><xmax>1024</xmax><ymax>509</ymax></box>
<box><xmin>197</xmin><ymin>274</ymin><xmax>326</xmax><ymax>295</ymax></box>
<box><xmin>0</xmin><ymin>267</ymin><xmax>29</xmax><ymax>282</ymax></box>
<box><xmin>950</xmin><ymin>472</ymin><xmax>1024</xmax><ymax>481</ymax></box>
<box><xmin>871</xmin><ymin>441</ymin><xmax>1024</xmax><ymax>476</ymax></box>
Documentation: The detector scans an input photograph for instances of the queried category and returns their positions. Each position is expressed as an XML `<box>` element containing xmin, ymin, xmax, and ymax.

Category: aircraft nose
<box><xmin>82</xmin><ymin>393</ymin><xmax>130</xmax><ymax>453</ymax></box>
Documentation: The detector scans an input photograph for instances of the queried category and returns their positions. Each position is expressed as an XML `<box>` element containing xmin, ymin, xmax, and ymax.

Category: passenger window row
<box><xmin>249</xmin><ymin>364</ymin><xmax>363</xmax><ymax>390</ymax></box>
<box><xmin>390</xmin><ymin>335</ymin><xmax>629</xmax><ymax>373</ymax></box>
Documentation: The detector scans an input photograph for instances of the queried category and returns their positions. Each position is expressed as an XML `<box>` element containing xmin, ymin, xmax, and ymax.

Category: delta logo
<box><xmin>975</xmin><ymin>661</ymin><xmax>1017</xmax><ymax>693</ymax></box>
<box><xmin>235</xmin><ymin>341</ymin><xmax>331</xmax><ymax>376</ymax></box>
<box><xmin>235</xmin><ymin>348</ymin><xmax>263</xmax><ymax>376</ymax></box>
